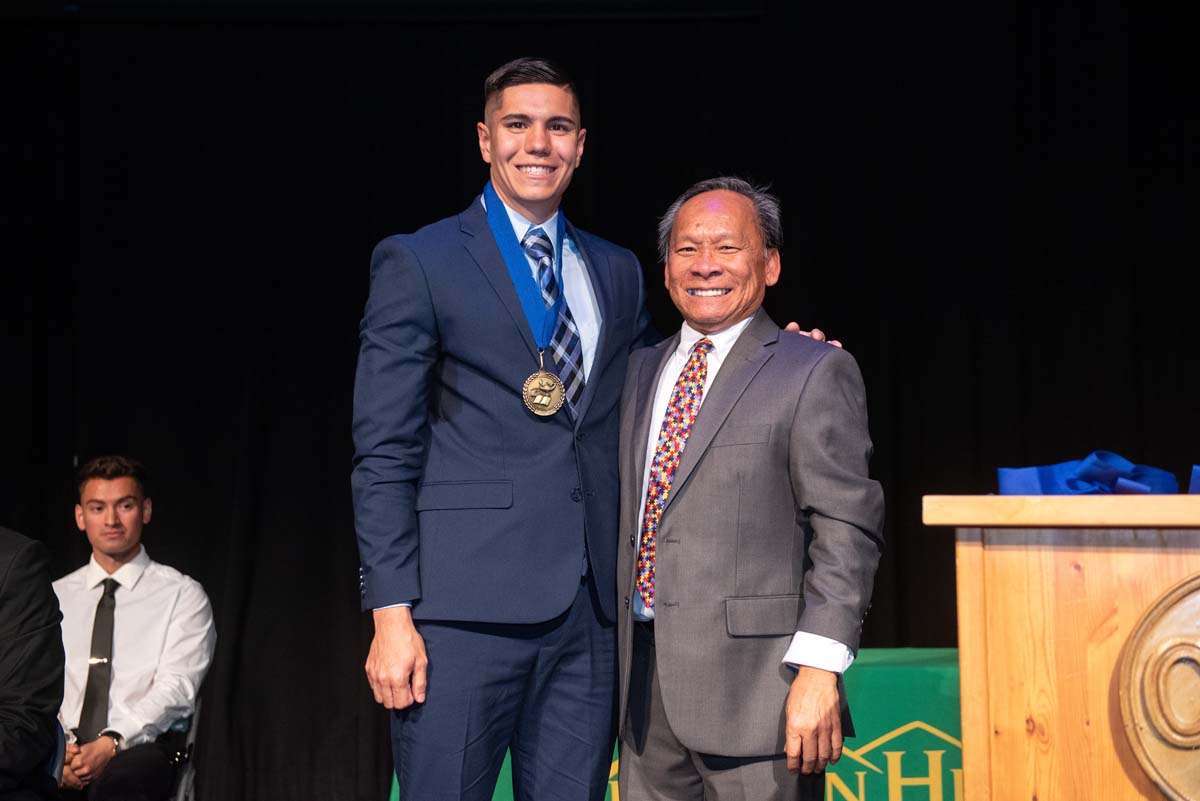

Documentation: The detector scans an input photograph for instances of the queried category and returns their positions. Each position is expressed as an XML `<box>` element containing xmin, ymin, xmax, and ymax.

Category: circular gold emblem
<box><xmin>523</xmin><ymin>369</ymin><xmax>565</xmax><ymax>416</ymax></box>
<box><xmin>1119</xmin><ymin>573</ymin><xmax>1200</xmax><ymax>801</ymax></box>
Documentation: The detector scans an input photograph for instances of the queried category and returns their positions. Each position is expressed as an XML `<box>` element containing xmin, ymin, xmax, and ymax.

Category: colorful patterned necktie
<box><xmin>636</xmin><ymin>338</ymin><xmax>714</xmax><ymax>609</ymax></box>
<box><xmin>521</xmin><ymin>226</ymin><xmax>585</xmax><ymax>415</ymax></box>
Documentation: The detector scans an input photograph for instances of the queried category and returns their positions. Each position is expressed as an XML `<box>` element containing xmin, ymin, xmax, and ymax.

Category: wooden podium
<box><xmin>923</xmin><ymin>495</ymin><xmax>1200</xmax><ymax>801</ymax></box>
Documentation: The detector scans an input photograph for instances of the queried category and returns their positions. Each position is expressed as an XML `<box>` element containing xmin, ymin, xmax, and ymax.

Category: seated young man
<box><xmin>55</xmin><ymin>456</ymin><xmax>215</xmax><ymax>801</ymax></box>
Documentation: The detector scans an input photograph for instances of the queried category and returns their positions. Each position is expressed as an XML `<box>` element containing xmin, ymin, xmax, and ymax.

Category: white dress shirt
<box><xmin>496</xmin><ymin>197</ymin><xmax>602</xmax><ymax>381</ymax></box>
<box><xmin>634</xmin><ymin>318</ymin><xmax>854</xmax><ymax>674</ymax></box>
<box><xmin>53</xmin><ymin>546</ymin><xmax>216</xmax><ymax>747</ymax></box>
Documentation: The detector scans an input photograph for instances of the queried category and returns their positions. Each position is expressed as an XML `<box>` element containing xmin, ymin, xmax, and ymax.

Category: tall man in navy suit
<box><xmin>351</xmin><ymin>58</ymin><xmax>653</xmax><ymax>800</ymax></box>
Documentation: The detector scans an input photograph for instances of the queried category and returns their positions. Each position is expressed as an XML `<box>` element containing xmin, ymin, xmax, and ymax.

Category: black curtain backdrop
<box><xmin>3</xmin><ymin>2</ymin><xmax>1196</xmax><ymax>799</ymax></box>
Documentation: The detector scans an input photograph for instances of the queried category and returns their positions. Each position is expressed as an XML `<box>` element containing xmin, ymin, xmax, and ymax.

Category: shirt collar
<box><xmin>677</xmin><ymin>315</ymin><xmax>755</xmax><ymax>360</ymax></box>
<box><xmin>506</xmin><ymin>204</ymin><xmax>560</xmax><ymax>247</ymax></box>
<box><xmin>85</xmin><ymin>545</ymin><xmax>150</xmax><ymax>591</ymax></box>
<box><xmin>479</xmin><ymin>194</ymin><xmax>561</xmax><ymax>249</ymax></box>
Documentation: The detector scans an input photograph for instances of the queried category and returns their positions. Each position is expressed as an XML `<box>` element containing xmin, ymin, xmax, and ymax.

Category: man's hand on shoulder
<box><xmin>68</xmin><ymin>736</ymin><xmax>117</xmax><ymax>784</ymax></box>
<box><xmin>366</xmin><ymin>606</ymin><xmax>428</xmax><ymax>709</ymax></box>
<box><xmin>783</xmin><ymin>322</ymin><xmax>843</xmax><ymax>349</ymax></box>
<box><xmin>785</xmin><ymin>665</ymin><xmax>843</xmax><ymax>775</ymax></box>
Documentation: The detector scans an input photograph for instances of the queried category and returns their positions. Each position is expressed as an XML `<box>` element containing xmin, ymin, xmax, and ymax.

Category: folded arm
<box><xmin>112</xmin><ymin>579</ymin><xmax>215</xmax><ymax>746</ymax></box>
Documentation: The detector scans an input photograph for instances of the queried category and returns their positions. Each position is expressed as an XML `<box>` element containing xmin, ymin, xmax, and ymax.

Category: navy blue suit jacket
<box><xmin>352</xmin><ymin>199</ymin><xmax>652</xmax><ymax>625</ymax></box>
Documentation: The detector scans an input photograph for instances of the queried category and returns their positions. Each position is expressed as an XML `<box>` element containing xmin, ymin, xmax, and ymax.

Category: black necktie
<box><xmin>77</xmin><ymin>577</ymin><xmax>119</xmax><ymax>743</ymax></box>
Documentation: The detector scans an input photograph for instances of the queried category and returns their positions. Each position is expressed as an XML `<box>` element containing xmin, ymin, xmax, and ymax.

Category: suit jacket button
<box><xmin>570</xmin><ymin>488</ymin><xmax>582</xmax><ymax>502</ymax></box>
<box><xmin>629</xmin><ymin>535</ymin><xmax>635</xmax><ymax>546</ymax></box>
<box><xmin>623</xmin><ymin>596</ymin><xmax>629</xmax><ymax>608</ymax></box>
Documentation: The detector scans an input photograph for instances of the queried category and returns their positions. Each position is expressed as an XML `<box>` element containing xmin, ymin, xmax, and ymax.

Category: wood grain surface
<box><xmin>948</xmin><ymin>518</ymin><xmax>1200</xmax><ymax>800</ymax></box>
<box><xmin>925</xmin><ymin>495</ymin><xmax>1200</xmax><ymax>528</ymax></box>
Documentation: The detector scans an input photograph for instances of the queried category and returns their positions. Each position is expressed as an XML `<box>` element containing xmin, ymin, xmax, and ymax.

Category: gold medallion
<box><xmin>523</xmin><ymin>351</ymin><xmax>565</xmax><ymax>416</ymax></box>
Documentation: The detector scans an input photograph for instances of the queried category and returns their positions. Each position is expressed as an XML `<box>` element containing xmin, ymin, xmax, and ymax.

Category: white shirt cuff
<box><xmin>374</xmin><ymin>602</ymin><xmax>412</xmax><ymax>610</ymax></box>
<box><xmin>782</xmin><ymin>631</ymin><xmax>854</xmax><ymax>673</ymax></box>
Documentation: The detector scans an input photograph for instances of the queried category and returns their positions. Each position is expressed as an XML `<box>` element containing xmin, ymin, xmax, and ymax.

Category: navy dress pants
<box><xmin>393</xmin><ymin>576</ymin><xmax>616</xmax><ymax>801</ymax></box>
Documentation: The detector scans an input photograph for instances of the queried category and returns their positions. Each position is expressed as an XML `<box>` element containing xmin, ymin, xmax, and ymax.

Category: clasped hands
<box><xmin>60</xmin><ymin>736</ymin><xmax>117</xmax><ymax>789</ymax></box>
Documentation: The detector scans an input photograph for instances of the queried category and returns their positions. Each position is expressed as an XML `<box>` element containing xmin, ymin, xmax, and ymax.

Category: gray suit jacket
<box><xmin>616</xmin><ymin>309</ymin><xmax>885</xmax><ymax>757</ymax></box>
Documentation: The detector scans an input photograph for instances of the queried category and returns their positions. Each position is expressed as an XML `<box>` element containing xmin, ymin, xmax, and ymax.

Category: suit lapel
<box><xmin>460</xmin><ymin>199</ymin><xmax>540</xmax><ymax>363</ymax></box>
<box><xmin>565</xmin><ymin>220</ymin><xmax>611</xmax><ymax>428</ymax></box>
<box><xmin>661</xmin><ymin>310</ymin><xmax>779</xmax><ymax>517</ymax></box>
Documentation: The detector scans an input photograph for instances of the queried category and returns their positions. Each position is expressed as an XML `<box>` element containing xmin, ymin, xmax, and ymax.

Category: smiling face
<box><xmin>477</xmin><ymin>82</ymin><xmax>586</xmax><ymax>224</ymax></box>
<box><xmin>75</xmin><ymin>476</ymin><xmax>152</xmax><ymax>573</ymax></box>
<box><xmin>664</xmin><ymin>190</ymin><xmax>781</xmax><ymax>333</ymax></box>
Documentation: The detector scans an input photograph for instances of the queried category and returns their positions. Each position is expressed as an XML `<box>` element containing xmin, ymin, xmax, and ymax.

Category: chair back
<box><xmin>171</xmin><ymin>697</ymin><xmax>202</xmax><ymax>801</ymax></box>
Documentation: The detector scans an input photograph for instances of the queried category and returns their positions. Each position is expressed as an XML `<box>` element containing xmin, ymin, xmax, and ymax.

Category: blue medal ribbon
<box><xmin>483</xmin><ymin>181</ymin><xmax>567</xmax><ymax>351</ymax></box>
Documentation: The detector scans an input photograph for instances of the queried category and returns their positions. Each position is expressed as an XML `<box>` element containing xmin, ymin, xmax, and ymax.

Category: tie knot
<box><xmin>102</xmin><ymin>578</ymin><xmax>119</xmax><ymax>597</ymax></box>
<box><xmin>521</xmin><ymin>227</ymin><xmax>554</xmax><ymax>263</ymax></box>
<box><xmin>693</xmin><ymin>338</ymin><xmax>714</xmax><ymax>356</ymax></box>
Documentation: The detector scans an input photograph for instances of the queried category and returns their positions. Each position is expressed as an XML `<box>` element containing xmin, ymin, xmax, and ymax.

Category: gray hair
<box><xmin>656</xmin><ymin>177</ymin><xmax>783</xmax><ymax>264</ymax></box>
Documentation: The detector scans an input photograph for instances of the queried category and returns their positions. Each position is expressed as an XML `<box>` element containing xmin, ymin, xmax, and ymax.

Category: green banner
<box><xmin>389</xmin><ymin>648</ymin><xmax>961</xmax><ymax>801</ymax></box>
<box><xmin>828</xmin><ymin>648</ymin><xmax>962</xmax><ymax>801</ymax></box>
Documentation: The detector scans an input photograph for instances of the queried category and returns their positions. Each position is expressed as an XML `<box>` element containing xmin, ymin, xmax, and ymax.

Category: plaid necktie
<box><xmin>636</xmin><ymin>338</ymin><xmax>714</xmax><ymax>609</ymax></box>
<box><xmin>522</xmin><ymin>226</ymin><xmax>585</xmax><ymax>415</ymax></box>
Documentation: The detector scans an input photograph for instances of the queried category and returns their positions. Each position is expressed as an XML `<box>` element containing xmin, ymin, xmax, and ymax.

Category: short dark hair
<box><xmin>483</xmin><ymin>57</ymin><xmax>580</xmax><ymax>119</ymax></box>
<box><xmin>657</xmin><ymin>176</ymin><xmax>783</xmax><ymax>264</ymax></box>
<box><xmin>76</xmin><ymin>455</ymin><xmax>149</xmax><ymax>499</ymax></box>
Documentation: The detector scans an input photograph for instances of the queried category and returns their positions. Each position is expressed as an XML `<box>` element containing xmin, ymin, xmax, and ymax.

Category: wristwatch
<box><xmin>99</xmin><ymin>730</ymin><xmax>124</xmax><ymax>751</ymax></box>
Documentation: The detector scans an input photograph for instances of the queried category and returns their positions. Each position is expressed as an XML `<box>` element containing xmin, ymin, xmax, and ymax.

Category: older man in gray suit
<box><xmin>615</xmin><ymin>177</ymin><xmax>885</xmax><ymax>800</ymax></box>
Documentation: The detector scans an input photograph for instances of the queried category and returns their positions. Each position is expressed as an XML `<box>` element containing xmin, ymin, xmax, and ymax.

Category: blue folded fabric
<box><xmin>997</xmin><ymin>450</ymin><xmax>1179</xmax><ymax>495</ymax></box>
<box><xmin>1190</xmin><ymin>465</ymin><xmax>1200</xmax><ymax>494</ymax></box>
